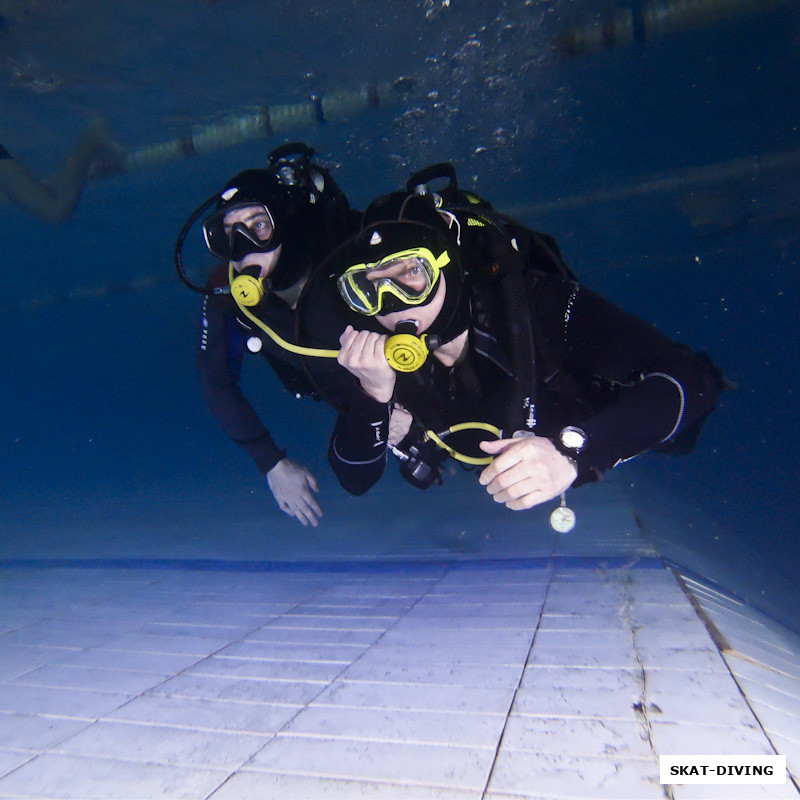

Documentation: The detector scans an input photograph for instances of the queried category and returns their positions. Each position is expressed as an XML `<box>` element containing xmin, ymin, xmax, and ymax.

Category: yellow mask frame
<box><xmin>337</xmin><ymin>247</ymin><xmax>451</xmax><ymax>316</ymax></box>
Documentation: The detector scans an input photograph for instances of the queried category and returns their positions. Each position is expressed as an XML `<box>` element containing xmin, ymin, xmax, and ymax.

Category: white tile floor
<box><xmin>0</xmin><ymin>512</ymin><xmax>798</xmax><ymax>798</ymax></box>
<box><xmin>674</xmin><ymin>570</ymin><xmax>800</xmax><ymax>782</ymax></box>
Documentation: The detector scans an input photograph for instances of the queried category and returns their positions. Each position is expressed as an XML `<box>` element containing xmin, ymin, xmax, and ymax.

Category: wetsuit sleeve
<box><xmin>536</xmin><ymin>278</ymin><xmax>724</xmax><ymax>484</ymax></box>
<box><xmin>327</xmin><ymin>387</ymin><xmax>390</xmax><ymax>495</ymax></box>
<box><xmin>196</xmin><ymin>290</ymin><xmax>286</xmax><ymax>474</ymax></box>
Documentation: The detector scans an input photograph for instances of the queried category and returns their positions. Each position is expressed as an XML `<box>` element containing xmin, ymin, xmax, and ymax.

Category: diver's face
<box><xmin>223</xmin><ymin>205</ymin><xmax>274</xmax><ymax>242</ymax></box>
<box><xmin>374</xmin><ymin>273</ymin><xmax>447</xmax><ymax>334</ymax></box>
<box><xmin>224</xmin><ymin>206</ymin><xmax>281</xmax><ymax>277</ymax></box>
<box><xmin>366</xmin><ymin>258</ymin><xmax>430</xmax><ymax>295</ymax></box>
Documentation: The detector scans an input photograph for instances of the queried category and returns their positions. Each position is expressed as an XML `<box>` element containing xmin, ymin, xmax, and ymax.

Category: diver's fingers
<box><xmin>482</xmin><ymin>458</ymin><xmax>545</xmax><ymax>498</ymax></box>
<box><xmin>478</xmin><ymin>437</ymin><xmax>516</xmax><ymax>455</ymax></box>
<box><xmin>338</xmin><ymin>327</ymin><xmax>386</xmax><ymax>368</ymax></box>
<box><xmin>501</xmin><ymin>483</ymin><xmax>556</xmax><ymax>510</ymax></box>
<box><xmin>480</xmin><ymin>436</ymin><xmax>578</xmax><ymax>510</ymax></box>
<box><xmin>484</xmin><ymin>464</ymin><xmax>553</xmax><ymax>507</ymax></box>
<box><xmin>280</xmin><ymin>498</ymin><xmax>320</xmax><ymax>528</ymax></box>
<box><xmin>278</xmin><ymin>500</ymin><xmax>306</xmax><ymax>526</ymax></box>
<box><xmin>478</xmin><ymin>438</ymin><xmax>526</xmax><ymax>485</ymax></box>
<box><xmin>337</xmin><ymin>326</ymin><xmax>358</xmax><ymax>362</ymax></box>
<box><xmin>338</xmin><ymin>326</ymin><xmax>369</xmax><ymax>361</ymax></box>
<box><xmin>355</xmin><ymin>329</ymin><xmax>387</xmax><ymax>364</ymax></box>
<box><xmin>302</xmin><ymin>490</ymin><xmax>323</xmax><ymax>521</ymax></box>
<box><xmin>296</xmin><ymin>502</ymin><xmax>320</xmax><ymax>527</ymax></box>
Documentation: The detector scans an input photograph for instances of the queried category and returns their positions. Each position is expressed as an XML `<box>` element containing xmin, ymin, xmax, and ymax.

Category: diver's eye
<box><xmin>249</xmin><ymin>217</ymin><xmax>273</xmax><ymax>240</ymax></box>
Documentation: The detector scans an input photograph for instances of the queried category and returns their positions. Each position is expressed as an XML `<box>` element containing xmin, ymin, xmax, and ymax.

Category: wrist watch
<box><xmin>557</xmin><ymin>426</ymin><xmax>588</xmax><ymax>457</ymax></box>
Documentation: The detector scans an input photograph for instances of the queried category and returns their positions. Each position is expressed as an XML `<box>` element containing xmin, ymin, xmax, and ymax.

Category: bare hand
<box><xmin>478</xmin><ymin>434</ymin><xmax>578</xmax><ymax>510</ymax></box>
<box><xmin>266</xmin><ymin>458</ymin><xmax>322</xmax><ymax>527</ymax></box>
<box><xmin>337</xmin><ymin>325</ymin><xmax>396</xmax><ymax>402</ymax></box>
<box><xmin>388</xmin><ymin>403</ymin><xmax>413</xmax><ymax>446</ymax></box>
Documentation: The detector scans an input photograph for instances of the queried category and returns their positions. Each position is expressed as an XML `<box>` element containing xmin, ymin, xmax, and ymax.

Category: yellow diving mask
<box><xmin>337</xmin><ymin>247</ymin><xmax>451</xmax><ymax>316</ymax></box>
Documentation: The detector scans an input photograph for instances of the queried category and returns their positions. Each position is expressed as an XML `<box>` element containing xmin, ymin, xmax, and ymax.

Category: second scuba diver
<box><xmin>176</xmin><ymin>143</ymin><xmax>359</xmax><ymax>526</ymax></box>
<box><xmin>297</xmin><ymin>165</ymin><xmax>726</xmax><ymax>521</ymax></box>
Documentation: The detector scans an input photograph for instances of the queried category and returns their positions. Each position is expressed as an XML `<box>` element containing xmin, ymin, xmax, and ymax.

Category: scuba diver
<box><xmin>175</xmin><ymin>143</ymin><xmax>359</xmax><ymax>527</ymax></box>
<box><xmin>297</xmin><ymin>164</ymin><xmax>725</xmax><ymax>526</ymax></box>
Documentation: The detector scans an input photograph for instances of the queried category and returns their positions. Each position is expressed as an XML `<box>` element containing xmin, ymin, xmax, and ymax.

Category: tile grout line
<box><xmin>0</xmin><ymin>574</ymin><xmax>343</xmax><ymax>792</ymax></box>
<box><xmin>480</xmin><ymin>561</ymin><xmax>557</xmax><ymax>800</ymax></box>
<box><xmin>203</xmin><ymin>563</ymin><xmax>458</xmax><ymax>799</ymax></box>
<box><xmin>622</xmin><ymin>570</ymin><xmax>674</xmax><ymax>800</ymax></box>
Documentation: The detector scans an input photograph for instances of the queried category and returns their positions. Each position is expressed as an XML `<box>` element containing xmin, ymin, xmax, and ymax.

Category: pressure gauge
<box><xmin>550</xmin><ymin>495</ymin><xmax>576</xmax><ymax>533</ymax></box>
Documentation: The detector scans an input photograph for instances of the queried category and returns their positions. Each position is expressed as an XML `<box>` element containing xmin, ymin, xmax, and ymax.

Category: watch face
<box><xmin>561</xmin><ymin>426</ymin><xmax>587</xmax><ymax>451</ymax></box>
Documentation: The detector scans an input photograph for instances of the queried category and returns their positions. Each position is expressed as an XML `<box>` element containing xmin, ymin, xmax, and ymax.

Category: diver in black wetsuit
<box><xmin>176</xmin><ymin>144</ymin><xmax>358</xmax><ymax>527</ymax></box>
<box><xmin>297</xmin><ymin>172</ymin><xmax>725</xmax><ymax>519</ymax></box>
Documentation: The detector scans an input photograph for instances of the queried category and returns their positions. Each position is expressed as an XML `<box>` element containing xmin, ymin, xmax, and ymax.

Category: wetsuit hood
<box><xmin>331</xmin><ymin>193</ymin><xmax>470</xmax><ymax>343</ymax></box>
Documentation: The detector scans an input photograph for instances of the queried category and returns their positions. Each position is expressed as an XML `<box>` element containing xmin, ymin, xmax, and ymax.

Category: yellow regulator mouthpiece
<box><xmin>384</xmin><ymin>332</ymin><xmax>430</xmax><ymax>373</ymax></box>
<box><xmin>230</xmin><ymin>273</ymin><xmax>266</xmax><ymax>307</ymax></box>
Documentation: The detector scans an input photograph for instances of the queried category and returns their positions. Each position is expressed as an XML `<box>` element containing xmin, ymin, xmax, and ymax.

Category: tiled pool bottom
<box><xmin>0</xmin><ymin>558</ymin><xmax>796</xmax><ymax>799</ymax></box>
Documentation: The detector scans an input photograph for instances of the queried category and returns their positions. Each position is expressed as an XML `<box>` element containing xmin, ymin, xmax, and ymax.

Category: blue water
<box><xmin>1</xmin><ymin>2</ymin><xmax>798</xmax><ymax>628</ymax></box>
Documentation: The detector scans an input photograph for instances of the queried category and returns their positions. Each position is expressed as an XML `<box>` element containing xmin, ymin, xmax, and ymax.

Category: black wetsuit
<box><xmin>196</xmin><ymin>263</ymin><xmax>321</xmax><ymax>474</ymax></box>
<box><xmin>323</xmin><ymin>272</ymin><xmax>724</xmax><ymax>496</ymax></box>
<box><xmin>195</xmin><ymin>162</ymin><xmax>360</xmax><ymax>475</ymax></box>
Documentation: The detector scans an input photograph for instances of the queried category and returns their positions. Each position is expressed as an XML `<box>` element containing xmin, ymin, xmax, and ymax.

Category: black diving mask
<box><xmin>202</xmin><ymin>203</ymin><xmax>281</xmax><ymax>261</ymax></box>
